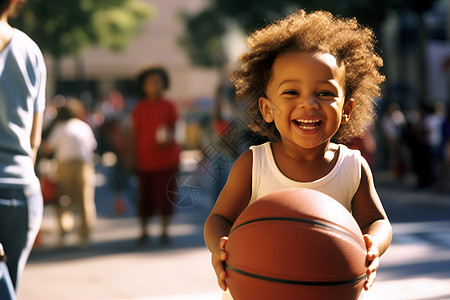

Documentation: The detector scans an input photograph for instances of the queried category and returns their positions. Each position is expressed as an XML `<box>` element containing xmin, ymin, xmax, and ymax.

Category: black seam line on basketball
<box><xmin>230</xmin><ymin>217</ymin><xmax>361</xmax><ymax>245</ymax></box>
<box><xmin>225</xmin><ymin>263</ymin><xmax>367</xmax><ymax>286</ymax></box>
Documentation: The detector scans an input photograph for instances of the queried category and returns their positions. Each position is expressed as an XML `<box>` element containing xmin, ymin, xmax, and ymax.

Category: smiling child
<box><xmin>203</xmin><ymin>10</ymin><xmax>392</xmax><ymax>300</ymax></box>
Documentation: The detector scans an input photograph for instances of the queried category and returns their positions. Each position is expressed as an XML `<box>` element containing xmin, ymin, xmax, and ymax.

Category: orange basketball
<box><xmin>225</xmin><ymin>188</ymin><xmax>367</xmax><ymax>300</ymax></box>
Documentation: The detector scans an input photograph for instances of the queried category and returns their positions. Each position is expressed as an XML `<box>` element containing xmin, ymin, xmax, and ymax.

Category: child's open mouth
<box><xmin>293</xmin><ymin>119</ymin><xmax>322</xmax><ymax>130</ymax></box>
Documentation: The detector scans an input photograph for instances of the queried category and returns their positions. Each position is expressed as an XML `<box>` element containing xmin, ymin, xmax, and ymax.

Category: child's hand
<box><xmin>363</xmin><ymin>234</ymin><xmax>380</xmax><ymax>291</ymax></box>
<box><xmin>211</xmin><ymin>236</ymin><xmax>228</xmax><ymax>291</ymax></box>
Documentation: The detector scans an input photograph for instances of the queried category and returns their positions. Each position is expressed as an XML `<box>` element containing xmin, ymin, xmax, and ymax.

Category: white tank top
<box><xmin>249</xmin><ymin>142</ymin><xmax>362</xmax><ymax>211</ymax></box>
<box><xmin>221</xmin><ymin>142</ymin><xmax>363</xmax><ymax>300</ymax></box>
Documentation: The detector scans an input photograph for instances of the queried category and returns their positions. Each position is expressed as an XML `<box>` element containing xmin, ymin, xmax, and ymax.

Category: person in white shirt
<box><xmin>43</xmin><ymin>98</ymin><xmax>97</xmax><ymax>248</ymax></box>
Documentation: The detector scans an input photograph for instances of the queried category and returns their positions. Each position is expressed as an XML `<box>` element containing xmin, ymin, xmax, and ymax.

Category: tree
<box><xmin>178</xmin><ymin>7</ymin><xmax>227</xmax><ymax>68</ymax></box>
<box><xmin>11</xmin><ymin>0</ymin><xmax>155</xmax><ymax>59</ymax></box>
<box><xmin>179</xmin><ymin>0</ymin><xmax>390</xmax><ymax>69</ymax></box>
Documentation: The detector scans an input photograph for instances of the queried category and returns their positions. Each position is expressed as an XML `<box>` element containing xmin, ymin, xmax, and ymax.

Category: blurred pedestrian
<box><xmin>130</xmin><ymin>66</ymin><xmax>181</xmax><ymax>244</ymax></box>
<box><xmin>0</xmin><ymin>0</ymin><xmax>46</xmax><ymax>297</ymax></box>
<box><xmin>437</xmin><ymin>103</ymin><xmax>450</xmax><ymax>193</ymax></box>
<box><xmin>424</xmin><ymin>101</ymin><xmax>445</xmax><ymax>185</ymax></box>
<box><xmin>345</xmin><ymin>124</ymin><xmax>377</xmax><ymax>168</ymax></box>
<box><xmin>96</xmin><ymin>90</ymin><xmax>131</xmax><ymax>215</ymax></box>
<box><xmin>100</xmin><ymin>116</ymin><xmax>130</xmax><ymax>215</ymax></box>
<box><xmin>42</xmin><ymin>99</ymin><xmax>97</xmax><ymax>248</ymax></box>
<box><xmin>404</xmin><ymin>103</ymin><xmax>434</xmax><ymax>188</ymax></box>
<box><xmin>380</xmin><ymin>102</ymin><xmax>407</xmax><ymax>177</ymax></box>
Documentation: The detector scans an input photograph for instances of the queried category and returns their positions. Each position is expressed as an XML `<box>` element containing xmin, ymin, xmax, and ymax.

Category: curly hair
<box><xmin>231</xmin><ymin>10</ymin><xmax>385</xmax><ymax>142</ymax></box>
<box><xmin>0</xmin><ymin>0</ymin><xmax>12</xmax><ymax>15</ymax></box>
<box><xmin>136</xmin><ymin>66</ymin><xmax>170</xmax><ymax>98</ymax></box>
<box><xmin>0</xmin><ymin>0</ymin><xmax>26</xmax><ymax>17</ymax></box>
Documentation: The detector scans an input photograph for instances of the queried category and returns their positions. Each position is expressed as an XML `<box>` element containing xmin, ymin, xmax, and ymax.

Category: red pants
<box><xmin>137</xmin><ymin>167</ymin><xmax>178</xmax><ymax>218</ymax></box>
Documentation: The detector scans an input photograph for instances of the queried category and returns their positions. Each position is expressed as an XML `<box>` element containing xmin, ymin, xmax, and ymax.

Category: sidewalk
<box><xmin>19</xmin><ymin>201</ymin><xmax>220</xmax><ymax>300</ymax></box>
<box><xmin>17</xmin><ymin>170</ymin><xmax>450</xmax><ymax>300</ymax></box>
<box><xmin>374</xmin><ymin>170</ymin><xmax>450</xmax><ymax>209</ymax></box>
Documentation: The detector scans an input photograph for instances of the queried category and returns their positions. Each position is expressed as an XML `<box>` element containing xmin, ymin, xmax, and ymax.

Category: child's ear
<box><xmin>259</xmin><ymin>97</ymin><xmax>274</xmax><ymax>123</ymax></box>
<box><xmin>341</xmin><ymin>98</ymin><xmax>354</xmax><ymax>124</ymax></box>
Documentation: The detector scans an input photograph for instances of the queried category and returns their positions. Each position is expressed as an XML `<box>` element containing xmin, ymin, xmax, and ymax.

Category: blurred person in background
<box><xmin>130</xmin><ymin>66</ymin><xmax>181</xmax><ymax>244</ymax></box>
<box><xmin>345</xmin><ymin>123</ymin><xmax>377</xmax><ymax>168</ymax></box>
<box><xmin>437</xmin><ymin>103</ymin><xmax>450</xmax><ymax>193</ymax></box>
<box><xmin>41</xmin><ymin>99</ymin><xmax>97</xmax><ymax>248</ymax></box>
<box><xmin>0</xmin><ymin>0</ymin><xmax>46</xmax><ymax>298</ymax></box>
<box><xmin>380</xmin><ymin>102</ymin><xmax>407</xmax><ymax>178</ymax></box>
<box><xmin>423</xmin><ymin>101</ymin><xmax>445</xmax><ymax>188</ymax></box>
<box><xmin>97</xmin><ymin>90</ymin><xmax>130</xmax><ymax>215</ymax></box>
<box><xmin>403</xmin><ymin>102</ymin><xmax>434</xmax><ymax>188</ymax></box>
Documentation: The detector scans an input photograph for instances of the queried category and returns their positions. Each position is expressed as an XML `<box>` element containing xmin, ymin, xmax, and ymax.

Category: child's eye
<box><xmin>318</xmin><ymin>91</ymin><xmax>336</xmax><ymax>98</ymax></box>
<box><xmin>282</xmin><ymin>90</ymin><xmax>299</xmax><ymax>96</ymax></box>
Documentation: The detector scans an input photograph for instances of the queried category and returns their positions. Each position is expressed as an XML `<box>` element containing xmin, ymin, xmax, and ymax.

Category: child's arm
<box><xmin>352</xmin><ymin>158</ymin><xmax>393</xmax><ymax>291</ymax></box>
<box><xmin>204</xmin><ymin>150</ymin><xmax>253</xmax><ymax>291</ymax></box>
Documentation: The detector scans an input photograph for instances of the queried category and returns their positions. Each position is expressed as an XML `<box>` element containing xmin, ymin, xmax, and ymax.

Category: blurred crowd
<box><xmin>34</xmin><ymin>86</ymin><xmax>450</xmax><ymax>249</ymax></box>
<box><xmin>376</xmin><ymin>100</ymin><xmax>450</xmax><ymax>192</ymax></box>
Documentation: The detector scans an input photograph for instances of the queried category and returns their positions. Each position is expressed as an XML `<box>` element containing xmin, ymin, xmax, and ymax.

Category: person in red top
<box><xmin>130</xmin><ymin>66</ymin><xmax>181</xmax><ymax>244</ymax></box>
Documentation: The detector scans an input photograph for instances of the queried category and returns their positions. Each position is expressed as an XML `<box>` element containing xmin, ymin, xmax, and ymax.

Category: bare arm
<box><xmin>30</xmin><ymin>111</ymin><xmax>44</xmax><ymax>164</ymax></box>
<box><xmin>203</xmin><ymin>149</ymin><xmax>253</xmax><ymax>290</ymax></box>
<box><xmin>352</xmin><ymin>158</ymin><xmax>392</xmax><ymax>290</ymax></box>
<box><xmin>204</xmin><ymin>149</ymin><xmax>253</xmax><ymax>250</ymax></box>
<box><xmin>352</xmin><ymin>158</ymin><xmax>392</xmax><ymax>255</ymax></box>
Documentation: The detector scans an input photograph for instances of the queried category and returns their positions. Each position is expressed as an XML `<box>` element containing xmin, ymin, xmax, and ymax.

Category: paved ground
<box><xmin>16</xmin><ymin>167</ymin><xmax>450</xmax><ymax>300</ymax></box>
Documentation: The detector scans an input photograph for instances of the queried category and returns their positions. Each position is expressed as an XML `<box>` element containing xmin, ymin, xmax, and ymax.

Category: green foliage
<box><xmin>93</xmin><ymin>1</ymin><xmax>154</xmax><ymax>51</ymax></box>
<box><xmin>12</xmin><ymin>0</ymin><xmax>154</xmax><ymax>58</ymax></box>
<box><xmin>178</xmin><ymin>7</ymin><xmax>227</xmax><ymax>68</ymax></box>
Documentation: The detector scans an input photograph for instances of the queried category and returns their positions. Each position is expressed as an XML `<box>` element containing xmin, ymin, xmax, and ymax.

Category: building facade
<box><xmin>45</xmin><ymin>0</ymin><xmax>220</xmax><ymax>109</ymax></box>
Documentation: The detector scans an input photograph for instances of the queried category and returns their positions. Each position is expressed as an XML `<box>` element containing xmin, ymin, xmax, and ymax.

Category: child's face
<box><xmin>259</xmin><ymin>51</ymin><xmax>354</xmax><ymax>149</ymax></box>
<box><xmin>143</xmin><ymin>74</ymin><xmax>164</xmax><ymax>99</ymax></box>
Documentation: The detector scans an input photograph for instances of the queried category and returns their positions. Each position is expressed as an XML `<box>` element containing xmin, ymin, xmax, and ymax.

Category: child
<box><xmin>43</xmin><ymin>99</ymin><xmax>98</xmax><ymax>249</ymax></box>
<box><xmin>203</xmin><ymin>10</ymin><xmax>392</xmax><ymax>299</ymax></box>
<box><xmin>130</xmin><ymin>66</ymin><xmax>181</xmax><ymax>244</ymax></box>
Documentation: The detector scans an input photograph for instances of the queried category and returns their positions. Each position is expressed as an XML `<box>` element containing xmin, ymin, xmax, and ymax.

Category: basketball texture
<box><xmin>225</xmin><ymin>188</ymin><xmax>367</xmax><ymax>300</ymax></box>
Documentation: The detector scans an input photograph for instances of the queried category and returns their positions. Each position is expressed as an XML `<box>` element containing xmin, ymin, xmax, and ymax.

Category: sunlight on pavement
<box><xmin>363</xmin><ymin>278</ymin><xmax>450</xmax><ymax>300</ymax></box>
<box><xmin>110</xmin><ymin>291</ymin><xmax>222</xmax><ymax>300</ymax></box>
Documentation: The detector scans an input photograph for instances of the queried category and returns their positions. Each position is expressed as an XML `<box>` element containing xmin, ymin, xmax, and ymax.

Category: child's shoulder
<box><xmin>236</xmin><ymin>148</ymin><xmax>254</xmax><ymax>166</ymax></box>
<box><xmin>224</xmin><ymin>148</ymin><xmax>253</xmax><ymax>195</ymax></box>
<box><xmin>249</xmin><ymin>141</ymin><xmax>271</xmax><ymax>151</ymax></box>
<box><xmin>228</xmin><ymin>147</ymin><xmax>254</xmax><ymax>179</ymax></box>
<box><xmin>335</xmin><ymin>143</ymin><xmax>363</xmax><ymax>159</ymax></box>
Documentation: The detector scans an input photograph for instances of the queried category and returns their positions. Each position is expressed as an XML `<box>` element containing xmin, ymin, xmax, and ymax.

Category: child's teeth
<box><xmin>297</xmin><ymin>119</ymin><xmax>316</xmax><ymax>123</ymax></box>
<box><xmin>294</xmin><ymin>119</ymin><xmax>320</xmax><ymax>129</ymax></box>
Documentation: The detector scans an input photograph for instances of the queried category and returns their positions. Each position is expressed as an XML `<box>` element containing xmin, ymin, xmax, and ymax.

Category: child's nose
<box><xmin>297</xmin><ymin>96</ymin><xmax>319</xmax><ymax>110</ymax></box>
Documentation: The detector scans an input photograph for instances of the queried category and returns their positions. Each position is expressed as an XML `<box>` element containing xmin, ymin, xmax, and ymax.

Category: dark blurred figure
<box><xmin>380</xmin><ymin>102</ymin><xmax>408</xmax><ymax>178</ymax></box>
<box><xmin>403</xmin><ymin>102</ymin><xmax>434</xmax><ymax>188</ymax></box>
<box><xmin>345</xmin><ymin>125</ymin><xmax>377</xmax><ymax>169</ymax></box>
<box><xmin>97</xmin><ymin>90</ymin><xmax>130</xmax><ymax>215</ymax></box>
<box><xmin>129</xmin><ymin>66</ymin><xmax>181</xmax><ymax>244</ymax></box>
<box><xmin>423</xmin><ymin>102</ymin><xmax>445</xmax><ymax>189</ymax></box>
<box><xmin>0</xmin><ymin>0</ymin><xmax>46</xmax><ymax>298</ymax></box>
<box><xmin>436</xmin><ymin>103</ymin><xmax>450</xmax><ymax>193</ymax></box>
<box><xmin>100</xmin><ymin>116</ymin><xmax>130</xmax><ymax>214</ymax></box>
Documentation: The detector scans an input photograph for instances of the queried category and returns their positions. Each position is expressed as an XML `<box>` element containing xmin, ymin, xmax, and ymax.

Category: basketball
<box><xmin>225</xmin><ymin>188</ymin><xmax>367</xmax><ymax>300</ymax></box>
